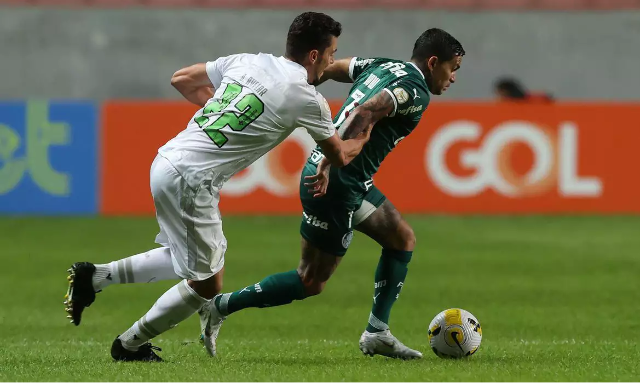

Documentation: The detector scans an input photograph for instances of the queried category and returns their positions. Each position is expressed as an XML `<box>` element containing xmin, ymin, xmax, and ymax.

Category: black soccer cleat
<box><xmin>63</xmin><ymin>262</ymin><xmax>97</xmax><ymax>326</ymax></box>
<box><xmin>111</xmin><ymin>337</ymin><xmax>163</xmax><ymax>362</ymax></box>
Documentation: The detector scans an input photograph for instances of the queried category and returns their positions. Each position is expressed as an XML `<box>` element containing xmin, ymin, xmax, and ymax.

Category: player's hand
<box><xmin>304</xmin><ymin>161</ymin><xmax>331</xmax><ymax>198</ymax></box>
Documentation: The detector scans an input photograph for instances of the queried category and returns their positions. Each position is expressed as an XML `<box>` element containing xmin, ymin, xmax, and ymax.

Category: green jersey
<box><xmin>307</xmin><ymin>57</ymin><xmax>430</xmax><ymax>201</ymax></box>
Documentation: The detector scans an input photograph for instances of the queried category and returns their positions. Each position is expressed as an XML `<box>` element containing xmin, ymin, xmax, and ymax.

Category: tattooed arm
<box><xmin>341</xmin><ymin>90</ymin><xmax>396</xmax><ymax>140</ymax></box>
<box><xmin>306</xmin><ymin>90</ymin><xmax>396</xmax><ymax>197</ymax></box>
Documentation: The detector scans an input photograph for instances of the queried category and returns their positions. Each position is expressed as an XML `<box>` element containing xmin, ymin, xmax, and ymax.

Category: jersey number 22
<box><xmin>194</xmin><ymin>83</ymin><xmax>264</xmax><ymax>148</ymax></box>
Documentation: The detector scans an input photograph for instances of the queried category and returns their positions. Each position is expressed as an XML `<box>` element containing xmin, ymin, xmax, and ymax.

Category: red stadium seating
<box><xmin>141</xmin><ymin>0</ymin><xmax>199</xmax><ymax>5</ymax></box>
<box><xmin>590</xmin><ymin>0</ymin><xmax>640</xmax><ymax>9</ymax></box>
<box><xmin>30</xmin><ymin>0</ymin><xmax>89</xmax><ymax>4</ymax></box>
<box><xmin>200</xmin><ymin>0</ymin><xmax>270</xmax><ymax>7</ymax></box>
<box><xmin>481</xmin><ymin>0</ymin><xmax>533</xmax><ymax>9</ymax></box>
<box><xmin>2</xmin><ymin>0</ymin><xmax>640</xmax><ymax>9</ymax></box>
<box><xmin>534</xmin><ymin>0</ymin><xmax>593</xmax><ymax>9</ymax></box>
<box><xmin>418</xmin><ymin>0</ymin><xmax>479</xmax><ymax>9</ymax></box>
<box><xmin>86</xmin><ymin>0</ymin><xmax>139</xmax><ymax>5</ymax></box>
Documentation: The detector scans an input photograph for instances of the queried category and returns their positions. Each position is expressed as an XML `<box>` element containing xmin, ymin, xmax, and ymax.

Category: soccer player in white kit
<box><xmin>63</xmin><ymin>12</ymin><xmax>371</xmax><ymax>362</ymax></box>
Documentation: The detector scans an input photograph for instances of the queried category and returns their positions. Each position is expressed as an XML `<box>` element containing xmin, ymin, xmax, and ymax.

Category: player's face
<box><xmin>315</xmin><ymin>36</ymin><xmax>338</xmax><ymax>81</ymax></box>
<box><xmin>428</xmin><ymin>55</ymin><xmax>462</xmax><ymax>95</ymax></box>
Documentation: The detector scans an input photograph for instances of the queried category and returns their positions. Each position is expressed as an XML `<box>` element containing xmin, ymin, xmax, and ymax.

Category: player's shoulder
<box><xmin>387</xmin><ymin>75</ymin><xmax>430</xmax><ymax>117</ymax></box>
<box><xmin>355</xmin><ymin>57</ymin><xmax>403</xmax><ymax>65</ymax></box>
<box><xmin>307</xmin><ymin>89</ymin><xmax>332</xmax><ymax>120</ymax></box>
<box><xmin>213</xmin><ymin>52</ymin><xmax>254</xmax><ymax>64</ymax></box>
<box><xmin>221</xmin><ymin>52</ymin><xmax>287</xmax><ymax>69</ymax></box>
<box><xmin>284</xmin><ymin>80</ymin><xmax>331</xmax><ymax>121</ymax></box>
<box><xmin>392</xmin><ymin>65</ymin><xmax>430</xmax><ymax>99</ymax></box>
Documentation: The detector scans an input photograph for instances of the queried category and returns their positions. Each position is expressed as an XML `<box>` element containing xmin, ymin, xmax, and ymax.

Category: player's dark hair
<box><xmin>286</xmin><ymin>12</ymin><xmax>342</xmax><ymax>62</ymax></box>
<box><xmin>411</xmin><ymin>28</ymin><xmax>465</xmax><ymax>62</ymax></box>
<box><xmin>495</xmin><ymin>78</ymin><xmax>527</xmax><ymax>99</ymax></box>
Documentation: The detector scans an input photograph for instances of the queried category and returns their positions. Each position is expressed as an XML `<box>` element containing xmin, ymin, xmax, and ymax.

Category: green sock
<box><xmin>366</xmin><ymin>249</ymin><xmax>412</xmax><ymax>333</ymax></box>
<box><xmin>214</xmin><ymin>270</ymin><xmax>306</xmax><ymax>315</ymax></box>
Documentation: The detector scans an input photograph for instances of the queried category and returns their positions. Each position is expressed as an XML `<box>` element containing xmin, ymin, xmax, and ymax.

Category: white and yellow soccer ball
<box><xmin>428</xmin><ymin>308</ymin><xmax>482</xmax><ymax>358</ymax></box>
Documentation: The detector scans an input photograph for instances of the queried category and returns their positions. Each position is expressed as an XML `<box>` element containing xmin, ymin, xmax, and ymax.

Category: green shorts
<box><xmin>299</xmin><ymin>165</ymin><xmax>387</xmax><ymax>256</ymax></box>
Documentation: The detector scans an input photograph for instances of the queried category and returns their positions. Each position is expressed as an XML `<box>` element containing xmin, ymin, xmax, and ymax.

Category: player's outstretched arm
<box><xmin>171</xmin><ymin>63</ymin><xmax>214</xmax><ymax>107</ymax></box>
<box><xmin>315</xmin><ymin>58</ymin><xmax>354</xmax><ymax>86</ymax></box>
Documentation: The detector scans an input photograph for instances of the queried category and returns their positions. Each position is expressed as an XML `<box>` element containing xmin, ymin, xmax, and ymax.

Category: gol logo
<box><xmin>426</xmin><ymin>121</ymin><xmax>603</xmax><ymax>197</ymax></box>
<box><xmin>222</xmin><ymin>128</ymin><xmax>316</xmax><ymax>197</ymax></box>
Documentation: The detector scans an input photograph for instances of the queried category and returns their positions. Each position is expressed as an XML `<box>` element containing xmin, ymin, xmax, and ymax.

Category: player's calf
<box><xmin>356</xmin><ymin>200</ymin><xmax>416</xmax><ymax>335</ymax></box>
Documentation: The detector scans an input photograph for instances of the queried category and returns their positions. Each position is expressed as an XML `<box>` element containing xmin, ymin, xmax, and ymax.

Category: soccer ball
<box><xmin>428</xmin><ymin>308</ymin><xmax>482</xmax><ymax>358</ymax></box>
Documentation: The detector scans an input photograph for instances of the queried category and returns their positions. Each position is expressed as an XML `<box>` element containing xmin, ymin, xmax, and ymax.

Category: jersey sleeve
<box><xmin>348</xmin><ymin>57</ymin><xmax>376</xmax><ymax>82</ymax></box>
<box><xmin>206</xmin><ymin>54</ymin><xmax>242</xmax><ymax>89</ymax></box>
<box><xmin>298</xmin><ymin>93</ymin><xmax>336</xmax><ymax>142</ymax></box>
<box><xmin>382</xmin><ymin>78</ymin><xmax>430</xmax><ymax>118</ymax></box>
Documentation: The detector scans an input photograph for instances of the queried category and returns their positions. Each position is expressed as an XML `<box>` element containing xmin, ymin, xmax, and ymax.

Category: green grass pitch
<box><xmin>0</xmin><ymin>215</ymin><xmax>639</xmax><ymax>381</ymax></box>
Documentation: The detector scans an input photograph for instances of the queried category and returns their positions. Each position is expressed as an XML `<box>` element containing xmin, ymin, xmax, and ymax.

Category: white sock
<box><xmin>92</xmin><ymin>247</ymin><xmax>179</xmax><ymax>292</ymax></box>
<box><xmin>119</xmin><ymin>280</ymin><xmax>209</xmax><ymax>351</ymax></box>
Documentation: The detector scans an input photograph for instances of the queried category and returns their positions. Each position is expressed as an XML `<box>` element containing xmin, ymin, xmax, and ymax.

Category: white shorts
<box><xmin>150</xmin><ymin>154</ymin><xmax>226</xmax><ymax>281</ymax></box>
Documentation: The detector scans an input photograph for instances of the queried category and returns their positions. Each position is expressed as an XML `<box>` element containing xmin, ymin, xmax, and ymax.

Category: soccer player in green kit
<box><xmin>199</xmin><ymin>28</ymin><xmax>465</xmax><ymax>359</ymax></box>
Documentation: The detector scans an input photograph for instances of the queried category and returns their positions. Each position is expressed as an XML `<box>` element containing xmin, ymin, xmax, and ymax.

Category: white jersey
<box><xmin>158</xmin><ymin>53</ymin><xmax>336</xmax><ymax>189</ymax></box>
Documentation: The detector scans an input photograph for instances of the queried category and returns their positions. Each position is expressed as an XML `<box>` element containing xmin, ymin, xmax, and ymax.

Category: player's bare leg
<box><xmin>354</xmin><ymin>199</ymin><xmax>422</xmax><ymax>359</ymax></box>
<box><xmin>64</xmin><ymin>247</ymin><xmax>181</xmax><ymax>326</ymax></box>
<box><xmin>200</xmin><ymin>238</ymin><xmax>342</xmax><ymax>356</ymax></box>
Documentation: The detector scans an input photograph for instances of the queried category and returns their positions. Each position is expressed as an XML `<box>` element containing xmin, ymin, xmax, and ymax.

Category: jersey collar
<box><xmin>407</xmin><ymin>61</ymin><xmax>425</xmax><ymax>80</ymax></box>
<box><xmin>281</xmin><ymin>56</ymin><xmax>308</xmax><ymax>81</ymax></box>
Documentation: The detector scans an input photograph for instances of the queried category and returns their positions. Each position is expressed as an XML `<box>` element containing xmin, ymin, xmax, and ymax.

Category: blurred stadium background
<box><xmin>1</xmin><ymin>1</ymin><xmax>640</xmax><ymax>381</ymax></box>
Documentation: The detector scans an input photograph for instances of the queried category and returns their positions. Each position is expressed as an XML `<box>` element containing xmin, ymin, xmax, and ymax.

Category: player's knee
<box><xmin>302</xmin><ymin>279</ymin><xmax>327</xmax><ymax>297</ymax></box>
<box><xmin>188</xmin><ymin>276</ymin><xmax>222</xmax><ymax>300</ymax></box>
<box><xmin>396</xmin><ymin>222</ymin><xmax>416</xmax><ymax>251</ymax></box>
<box><xmin>297</xmin><ymin>269</ymin><xmax>327</xmax><ymax>297</ymax></box>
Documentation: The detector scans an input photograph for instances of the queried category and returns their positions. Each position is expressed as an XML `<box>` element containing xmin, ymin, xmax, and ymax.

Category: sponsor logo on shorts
<box><xmin>342</xmin><ymin>231</ymin><xmax>354</xmax><ymax>249</ymax></box>
<box><xmin>364</xmin><ymin>179</ymin><xmax>374</xmax><ymax>191</ymax></box>
<box><xmin>310</xmin><ymin>149</ymin><xmax>324</xmax><ymax>164</ymax></box>
<box><xmin>303</xmin><ymin>211</ymin><xmax>329</xmax><ymax>230</ymax></box>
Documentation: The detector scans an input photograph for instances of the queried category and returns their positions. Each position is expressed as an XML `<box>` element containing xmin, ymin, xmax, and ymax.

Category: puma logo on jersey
<box><xmin>413</xmin><ymin>89</ymin><xmax>421</xmax><ymax>99</ymax></box>
<box><xmin>303</xmin><ymin>212</ymin><xmax>329</xmax><ymax>230</ymax></box>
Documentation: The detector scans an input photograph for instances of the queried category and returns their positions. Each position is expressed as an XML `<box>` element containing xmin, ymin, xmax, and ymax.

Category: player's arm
<box><xmin>301</xmin><ymin>94</ymin><xmax>371</xmax><ymax>168</ymax></box>
<box><xmin>341</xmin><ymin>90</ymin><xmax>396</xmax><ymax>139</ymax></box>
<box><xmin>315</xmin><ymin>58</ymin><xmax>354</xmax><ymax>86</ymax></box>
<box><xmin>306</xmin><ymin>91</ymin><xmax>395</xmax><ymax>197</ymax></box>
<box><xmin>316</xmin><ymin>127</ymin><xmax>371</xmax><ymax>168</ymax></box>
<box><xmin>170</xmin><ymin>63</ymin><xmax>214</xmax><ymax>107</ymax></box>
<box><xmin>304</xmin><ymin>129</ymin><xmax>370</xmax><ymax>197</ymax></box>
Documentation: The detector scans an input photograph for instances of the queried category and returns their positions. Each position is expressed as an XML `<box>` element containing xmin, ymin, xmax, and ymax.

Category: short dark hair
<box><xmin>411</xmin><ymin>28</ymin><xmax>465</xmax><ymax>62</ymax></box>
<box><xmin>495</xmin><ymin>78</ymin><xmax>527</xmax><ymax>99</ymax></box>
<box><xmin>286</xmin><ymin>12</ymin><xmax>342</xmax><ymax>62</ymax></box>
